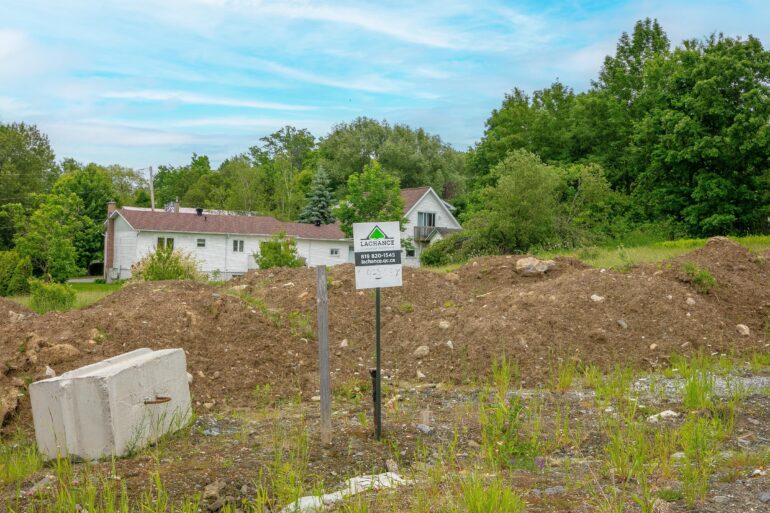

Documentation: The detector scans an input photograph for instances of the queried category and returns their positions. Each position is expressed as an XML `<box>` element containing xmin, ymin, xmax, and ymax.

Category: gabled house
<box><xmin>103</xmin><ymin>186</ymin><xmax>461</xmax><ymax>281</ymax></box>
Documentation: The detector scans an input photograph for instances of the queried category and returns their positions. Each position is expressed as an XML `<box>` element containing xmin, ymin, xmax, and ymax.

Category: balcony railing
<box><xmin>414</xmin><ymin>225</ymin><xmax>435</xmax><ymax>242</ymax></box>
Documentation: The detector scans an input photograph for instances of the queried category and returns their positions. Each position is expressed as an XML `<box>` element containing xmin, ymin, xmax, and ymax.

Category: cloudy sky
<box><xmin>1</xmin><ymin>0</ymin><xmax>768</xmax><ymax>168</ymax></box>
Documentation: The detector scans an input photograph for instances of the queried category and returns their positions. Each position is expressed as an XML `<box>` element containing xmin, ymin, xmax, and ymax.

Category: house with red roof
<box><xmin>103</xmin><ymin>186</ymin><xmax>460</xmax><ymax>281</ymax></box>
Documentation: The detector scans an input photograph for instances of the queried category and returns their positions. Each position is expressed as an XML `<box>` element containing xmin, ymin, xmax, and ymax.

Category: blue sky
<box><xmin>1</xmin><ymin>0</ymin><xmax>768</xmax><ymax>169</ymax></box>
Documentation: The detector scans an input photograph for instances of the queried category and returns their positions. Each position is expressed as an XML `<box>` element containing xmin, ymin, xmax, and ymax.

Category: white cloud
<box><xmin>101</xmin><ymin>90</ymin><xmax>314</xmax><ymax>111</ymax></box>
<box><xmin>249</xmin><ymin>59</ymin><xmax>407</xmax><ymax>94</ymax></box>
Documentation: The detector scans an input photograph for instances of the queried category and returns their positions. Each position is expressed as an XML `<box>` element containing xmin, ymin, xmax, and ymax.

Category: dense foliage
<box><xmin>130</xmin><ymin>244</ymin><xmax>204</xmax><ymax>282</ymax></box>
<box><xmin>1</xmin><ymin>18</ymin><xmax>768</xmax><ymax>274</ymax></box>
<box><xmin>334</xmin><ymin>161</ymin><xmax>406</xmax><ymax>238</ymax></box>
<box><xmin>253</xmin><ymin>232</ymin><xmax>304</xmax><ymax>269</ymax></box>
<box><xmin>29</xmin><ymin>279</ymin><xmax>76</xmax><ymax>313</ymax></box>
<box><xmin>0</xmin><ymin>250</ymin><xmax>32</xmax><ymax>296</ymax></box>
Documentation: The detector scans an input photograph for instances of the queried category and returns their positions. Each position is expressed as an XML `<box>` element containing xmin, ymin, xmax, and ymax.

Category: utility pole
<box><xmin>149</xmin><ymin>166</ymin><xmax>156</xmax><ymax>211</ymax></box>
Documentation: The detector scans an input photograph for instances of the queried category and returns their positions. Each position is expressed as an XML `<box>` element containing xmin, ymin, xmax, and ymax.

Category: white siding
<box><xmin>295</xmin><ymin>239</ymin><xmax>349</xmax><ymax>267</ymax></box>
<box><xmin>402</xmin><ymin>189</ymin><xmax>461</xmax><ymax>267</ymax></box>
<box><xmin>111</xmin><ymin>217</ymin><xmax>137</xmax><ymax>280</ymax></box>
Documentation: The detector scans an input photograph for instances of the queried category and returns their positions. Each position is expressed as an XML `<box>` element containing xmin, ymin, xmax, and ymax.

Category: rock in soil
<box><xmin>759</xmin><ymin>492</ymin><xmax>770</xmax><ymax>503</ymax></box>
<box><xmin>412</xmin><ymin>345</ymin><xmax>430</xmax><ymax>358</ymax></box>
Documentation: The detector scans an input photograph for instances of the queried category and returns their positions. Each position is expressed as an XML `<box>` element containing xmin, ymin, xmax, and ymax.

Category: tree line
<box><xmin>0</xmin><ymin>18</ymin><xmax>768</xmax><ymax>285</ymax></box>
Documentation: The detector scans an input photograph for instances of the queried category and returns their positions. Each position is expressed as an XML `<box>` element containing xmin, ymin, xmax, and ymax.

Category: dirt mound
<box><xmin>0</xmin><ymin>239</ymin><xmax>768</xmax><ymax>431</ymax></box>
<box><xmin>0</xmin><ymin>298</ymin><xmax>34</xmax><ymax>324</ymax></box>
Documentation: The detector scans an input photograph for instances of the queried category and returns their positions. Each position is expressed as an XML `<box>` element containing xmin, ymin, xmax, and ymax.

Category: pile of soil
<box><xmin>0</xmin><ymin>237</ymin><xmax>767</xmax><ymax>430</ymax></box>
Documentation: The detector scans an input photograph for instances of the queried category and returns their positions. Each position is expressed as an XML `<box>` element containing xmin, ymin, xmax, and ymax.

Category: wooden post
<box><xmin>316</xmin><ymin>266</ymin><xmax>332</xmax><ymax>443</ymax></box>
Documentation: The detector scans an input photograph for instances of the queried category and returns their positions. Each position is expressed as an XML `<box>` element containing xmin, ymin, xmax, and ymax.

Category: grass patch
<box><xmin>681</xmin><ymin>262</ymin><xmax>717</xmax><ymax>293</ymax></box>
<box><xmin>9</xmin><ymin>282</ymin><xmax>122</xmax><ymax>312</ymax></box>
<box><xmin>536</xmin><ymin>234</ymin><xmax>770</xmax><ymax>269</ymax></box>
<box><xmin>0</xmin><ymin>441</ymin><xmax>44</xmax><ymax>484</ymax></box>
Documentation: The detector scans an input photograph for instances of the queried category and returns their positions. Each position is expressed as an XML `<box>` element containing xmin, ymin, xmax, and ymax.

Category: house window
<box><xmin>157</xmin><ymin>237</ymin><xmax>174</xmax><ymax>249</ymax></box>
<box><xmin>406</xmin><ymin>249</ymin><xmax>416</xmax><ymax>257</ymax></box>
<box><xmin>197</xmin><ymin>239</ymin><xmax>206</xmax><ymax>248</ymax></box>
<box><xmin>417</xmin><ymin>212</ymin><xmax>436</xmax><ymax>227</ymax></box>
<box><xmin>233</xmin><ymin>239</ymin><xmax>244</xmax><ymax>252</ymax></box>
<box><xmin>330</xmin><ymin>248</ymin><xmax>339</xmax><ymax>256</ymax></box>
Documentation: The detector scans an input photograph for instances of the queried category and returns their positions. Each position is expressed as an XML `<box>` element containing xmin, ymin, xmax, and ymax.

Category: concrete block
<box><xmin>30</xmin><ymin>348</ymin><xmax>192</xmax><ymax>460</ymax></box>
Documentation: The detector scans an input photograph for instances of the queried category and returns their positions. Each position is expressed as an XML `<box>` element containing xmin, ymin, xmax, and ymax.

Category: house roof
<box><xmin>400</xmin><ymin>187</ymin><xmax>431</xmax><ymax>213</ymax></box>
<box><xmin>115</xmin><ymin>208</ymin><xmax>347</xmax><ymax>240</ymax></box>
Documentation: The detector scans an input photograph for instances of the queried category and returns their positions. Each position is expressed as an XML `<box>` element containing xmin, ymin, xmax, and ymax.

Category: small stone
<box><xmin>617</xmin><ymin>319</ymin><xmax>628</xmax><ymax>329</ymax></box>
<box><xmin>747</xmin><ymin>417</ymin><xmax>760</xmax><ymax>426</ymax></box>
<box><xmin>282</xmin><ymin>282</ymin><xmax>295</xmax><ymax>287</ymax></box>
<box><xmin>203</xmin><ymin>402</ymin><xmax>215</xmax><ymax>410</ymax></box>
<box><xmin>385</xmin><ymin>459</ymin><xmax>399</xmax><ymax>473</ymax></box>
<box><xmin>203</xmin><ymin>479</ymin><xmax>226</xmax><ymax>500</ymax></box>
<box><xmin>680</xmin><ymin>341</ymin><xmax>690</xmax><ymax>349</ymax></box>
<box><xmin>26</xmin><ymin>475</ymin><xmax>55</xmax><ymax>496</ymax></box>
<box><xmin>649</xmin><ymin>343</ymin><xmax>658</xmax><ymax>350</ymax></box>
<box><xmin>416</xmin><ymin>424</ymin><xmax>433</xmax><ymax>435</ymax></box>
<box><xmin>736</xmin><ymin>324</ymin><xmax>751</xmax><ymax>337</ymax></box>
<box><xmin>648</xmin><ymin>410</ymin><xmax>679</xmax><ymax>423</ymax></box>
<box><xmin>515</xmin><ymin>257</ymin><xmax>556</xmax><ymax>276</ymax></box>
<box><xmin>416</xmin><ymin>370</ymin><xmax>426</xmax><ymax>380</ymax></box>
<box><xmin>590</xmin><ymin>294</ymin><xmax>605</xmax><ymax>303</ymax></box>
<box><xmin>212</xmin><ymin>371</ymin><xmax>220</xmax><ymax>379</ymax></box>
<box><xmin>438</xmin><ymin>320</ymin><xmax>450</xmax><ymax>330</ymax></box>
<box><xmin>544</xmin><ymin>485</ymin><xmax>566</xmax><ymax>495</ymax></box>
<box><xmin>240</xmin><ymin>484</ymin><xmax>249</xmax><ymax>494</ymax></box>
<box><xmin>339</xmin><ymin>339</ymin><xmax>348</xmax><ymax>348</ymax></box>
<box><xmin>712</xmin><ymin>496</ymin><xmax>730</xmax><ymax>504</ymax></box>
<box><xmin>758</xmin><ymin>492</ymin><xmax>770</xmax><ymax>503</ymax></box>
<box><xmin>311</xmin><ymin>395</ymin><xmax>320</xmax><ymax>402</ymax></box>
<box><xmin>413</xmin><ymin>345</ymin><xmax>430</xmax><ymax>358</ymax></box>
<box><xmin>187</xmin><ymin>372</ymin><xmax>193</xmax><ymax>384</ymax></box>
<box><xmin>686</xmin><ymin>297</ymin><xmax>696</xmax><ymax>306</ymax></box>
<box><xmin>445</xmin><ymin>340</ymin><xmax>454</xmax><ymax>350</ymax></box>
<box><xmin>197</xmin><ymin>370</ymin><xmax>206</xmax><ymax>379</ymax></box>
<box><xmin>44</xmin><ymin>366</ymin><xmax>56</xmax><ymax>378</ymax></box>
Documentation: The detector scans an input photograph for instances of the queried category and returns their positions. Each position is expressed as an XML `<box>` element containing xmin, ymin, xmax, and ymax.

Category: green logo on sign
<box><xmin>366</xmin><ymin>225</ymin><xmax>391</xmax><ymax>240</ymax></box>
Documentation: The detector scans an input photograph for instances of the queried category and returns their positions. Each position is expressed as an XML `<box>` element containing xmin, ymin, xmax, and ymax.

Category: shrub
<box><xmin>254</xmin><ymin>231</ymin><xmax>304</xmax><ymax>269</ymax></box>
<box><xmin>29</xmin><ymin>279</ymin><xmax>76</xmax><ymax>313</ymax></box>
<box><xmin>0</xmin><ymin>251</ymin><xmax>32</xmax><ymax>296</ymax></box>
<box><xmin>420</xmin><ymin>231</ymin><xmax>496</xmax><ymax>267</ymax></box>
<box><xmin>8</xmin><ymin>256</ymin><xmax>32</xmax><ymax>295</ymax></box>
<box><xmin>681</xmin><ymin>262</ymin><xmax>717</xmax><ymax>293</ymax></box>
<box><xmin>131</xmin><ymin>244</ymin><xmax>204</xmax><ymax>281</ymax></box>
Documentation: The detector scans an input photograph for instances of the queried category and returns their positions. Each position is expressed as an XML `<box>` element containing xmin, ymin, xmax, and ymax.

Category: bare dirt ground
<box><xmin>1</xmin><ymin>237</ymin><xmax>769</xmax><ymax>511</ymax></box>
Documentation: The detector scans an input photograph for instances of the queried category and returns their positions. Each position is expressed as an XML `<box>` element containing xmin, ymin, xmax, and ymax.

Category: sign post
<box><xmin>352</xmin><ymin>222</ymin><xmax>402</xmax><ymax>440</ymax></box>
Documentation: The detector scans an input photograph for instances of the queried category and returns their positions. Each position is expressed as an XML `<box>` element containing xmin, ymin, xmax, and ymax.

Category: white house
<box><xmin>103</xmin><ymin>186</ymin><xmax>461</xmax><ymax>281</ymax></box>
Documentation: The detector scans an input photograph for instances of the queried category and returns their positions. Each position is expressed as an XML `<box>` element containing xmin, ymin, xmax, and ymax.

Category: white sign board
<box><xmin>353</xmin><ymin>221</ymin><xmax>402</xmax><ymax>289</ymax></box>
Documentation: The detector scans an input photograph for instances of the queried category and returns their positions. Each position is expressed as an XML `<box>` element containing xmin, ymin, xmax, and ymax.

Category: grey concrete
<box><xmin>30</xmin><ymin>348</ymin><xmax>192</xmax><ymax>460</ymax></box>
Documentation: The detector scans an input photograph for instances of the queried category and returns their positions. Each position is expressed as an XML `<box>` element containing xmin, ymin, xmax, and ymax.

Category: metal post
<box><xmin>316</xmin><ymin>266</ymin><xmax>331</xmax><ymax>444</ymax></box>
<box><xmin>375</xmin><ymin>287</ymin><xmax>382</xmax><ymax>440</ymax></box>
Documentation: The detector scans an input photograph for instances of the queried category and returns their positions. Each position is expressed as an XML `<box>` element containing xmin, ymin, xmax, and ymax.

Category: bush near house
<box><xmin>131</xmin><ymin>244</ymin><xmax>204</xmax><ymax>282</ymax></box>
<box><xmin>253</xmin><ymin>231</ymin><xmax>304</xmax><ymax>269</ymax></box>
<box><xmin>29</xmin><ymin>279</ymin><xmax>76</xmax><ymax>313</ymax></box>
<box><xmin>0</xmin><ymin>251</ymin><xmax>32</xmax><ymax>296</ymax></box>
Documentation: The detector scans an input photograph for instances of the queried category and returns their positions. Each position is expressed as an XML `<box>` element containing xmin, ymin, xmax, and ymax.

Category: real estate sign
<box><xmin>352</xmin><ymin>221</ymin><xmax>402</xmax><ymax>290</ymax></box>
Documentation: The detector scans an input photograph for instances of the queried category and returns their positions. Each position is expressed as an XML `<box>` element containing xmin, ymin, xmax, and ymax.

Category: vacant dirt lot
<box><xmin>1</xmin><ymin>237</ymin><xmax>769</xmax><ymax>511</ymax></box>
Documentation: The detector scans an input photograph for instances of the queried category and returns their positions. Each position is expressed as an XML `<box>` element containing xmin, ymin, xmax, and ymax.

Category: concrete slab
<box><xmin>30</xmin><ymin>348</ymin><xmax>192</xmax><ymax>460</ymax></box>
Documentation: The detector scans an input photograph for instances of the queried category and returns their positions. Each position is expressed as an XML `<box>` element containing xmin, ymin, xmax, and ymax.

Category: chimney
<box><xmin>174</xmin><ymin>198</ymin><xmax>180</xmax><ymax>214</ymax></box>
<box><xmin>104</xmin><ymin>201</ymin><xmax>117</xmax><ymax>282</ymax></box>
<box><xmin>195</xmin><ymin>207</ymin><xmax>203</xmax><ymax>216</ymax></box>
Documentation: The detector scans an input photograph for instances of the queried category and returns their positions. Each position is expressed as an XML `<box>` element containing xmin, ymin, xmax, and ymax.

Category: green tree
<box><xmin>334</xmin><ymin>161</ymin><xmax>406</xmax><ymax>238</ymax></box>
<box><xmin>0</xmin><ymin>122</ymin><xmax>58</xmax><ymax>248</ymax></box>
<box><xmin>154</xmin><ymin>153</ymin><xmax>212</xmax><ymax>207</ymax></box>
<box><xmin>318</xmin><ymin>117</ymin><xmax>464</xmax><ymax>196</ymax></box>
<box><xmin>298</xmin><ymin>168</ymin><xmax>336</xmax><ymax>225</ymax></box>
<box><xmin>14</xmin><ymin>194</ymin><xmax>85</xmax><ymax>281</ymax></box>
<box><xmin>467</xmin><ymin>150</ymin><xmax>561</xmax><ymax>252</ymax></box>
<box><xmin>631</xmin><ymin>34</ymin><xmax>770</xmax><ymax>235</ymax></box>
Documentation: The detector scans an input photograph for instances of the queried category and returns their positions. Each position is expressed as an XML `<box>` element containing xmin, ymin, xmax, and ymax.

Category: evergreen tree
<box><xmin>298</xmin><ymin>168</ymin><xmax>336</xmax><ymax>225</ymax></box>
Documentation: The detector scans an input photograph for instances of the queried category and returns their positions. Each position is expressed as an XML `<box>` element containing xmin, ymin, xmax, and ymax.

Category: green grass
<box><xmin>9</xmin><ymin>282</ymin><xmax>123</xmax><ymax>312</ymax></box>
<box><xmin>536</xmin><ymin>234</ymin><xmax>770</xmax><ymax>269</ymax></box>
